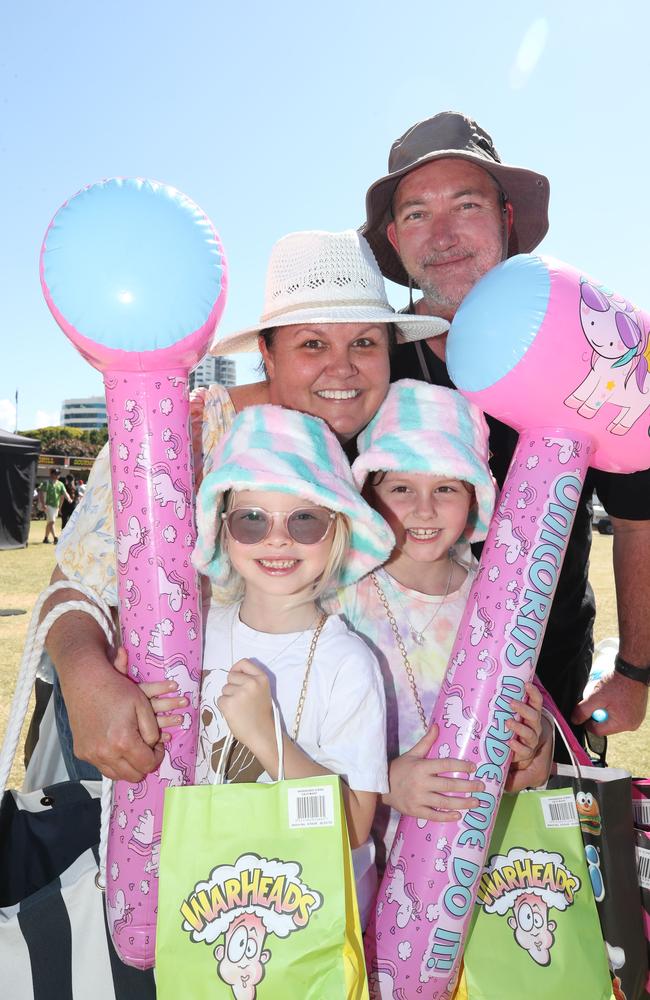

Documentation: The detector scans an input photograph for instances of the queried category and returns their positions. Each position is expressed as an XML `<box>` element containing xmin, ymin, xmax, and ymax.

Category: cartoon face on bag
<box><xmin>575</xmin><ymin>790</ymin><xmax>601</xmax><ymax>836</ymax></box>
<box><xmin>477</xmin><ymin>847</ymin><xmax>581</xmax><ymax>968</ymax></box>
<box><xmin>507</xmin><ymin>892</ymin><xmax>556</xmax><ymax>966</ymax></box>
<box><xmin>179</xmin><ymin>853</ymin><xmax>323</xmax><ymax>997</ymax></box>
<box><xmin>215</xmin><ymin>913</ymin><xmax>271</xmax><ymax>1000</ymax></box>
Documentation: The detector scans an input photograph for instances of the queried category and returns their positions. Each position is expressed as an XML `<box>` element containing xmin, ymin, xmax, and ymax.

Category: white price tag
<box><xmin>541</xmin><ymin>793</ymin><xmax>579</xmax><ymax>828</ymax></box>
<box><xmin>633</xmin><ymin>798</ymin><xmax>650</xmax><ymax>829</ymax></box>
<box><xmin>288</xmin><ymin>785</ymin><xmax>334</xmax><ymax>829</ymax></box>
<box><xmin>636</xmin><ymin>846</ymin><xmax>650</xmax><ymax>890</ymax></box>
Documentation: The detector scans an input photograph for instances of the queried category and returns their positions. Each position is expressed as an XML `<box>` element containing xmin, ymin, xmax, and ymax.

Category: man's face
<box><xmin>387</xmin><ymin>159</ymin><xmax>509</xmax><ymax>320</ymax></box>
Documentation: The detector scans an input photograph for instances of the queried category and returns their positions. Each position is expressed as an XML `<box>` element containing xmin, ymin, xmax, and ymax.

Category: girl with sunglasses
<box><xmin>131</xmin><ymin>402</ymin><xmax>395</xmax><ymax>927</ymax></box>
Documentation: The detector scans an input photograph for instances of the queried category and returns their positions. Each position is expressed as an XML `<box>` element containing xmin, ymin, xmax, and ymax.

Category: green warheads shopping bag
<box><xmin>459</xmin><ymin>788</ymin><xmax>612</xmax><ymax>1000</ymax></box>
<box><xmin>156</xmin><ymin>774</ymin><xmax>368</xmax><ymax>1000</ymax></box>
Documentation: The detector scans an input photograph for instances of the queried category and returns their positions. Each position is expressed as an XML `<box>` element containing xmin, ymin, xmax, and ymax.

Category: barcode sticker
<box><xmin>636</xmin><ymin>846</ymin><xmax>650</xmax><ymax>889</ymax></box>
<box><xmin>288</xmin><ymin>785</ymin><xmax>334</xmax><ymax>829</ymax></box>
<box><xmin>541</xmin><ymin>794</ymin><xmax>579</xmax><ymax>828</ymax></box>
<box><xmin>633</xmin><ymin>799</ymin><xmax>650</xmax><ymax>829</ymax></box>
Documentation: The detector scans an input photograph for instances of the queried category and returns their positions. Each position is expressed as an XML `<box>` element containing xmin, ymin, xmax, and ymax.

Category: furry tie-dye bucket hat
<box><xmin>352</xmin><ymin>380</ymin><xmax>497</xmax><ymax>543</ymax></box>
<box><xmin>192</xmin><ymin>404</ymin><xmax>395</xmax><ymax>586</ymax></box>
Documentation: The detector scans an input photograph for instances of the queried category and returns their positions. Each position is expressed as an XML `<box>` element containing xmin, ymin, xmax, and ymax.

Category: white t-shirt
<box><xmin>198</xmin><ymin>602</ymin><xmax>389</xmax><ymax>927</ymax></box>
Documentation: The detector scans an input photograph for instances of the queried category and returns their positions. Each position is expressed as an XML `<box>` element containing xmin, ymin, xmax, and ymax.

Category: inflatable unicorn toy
<box><xmin>40</xmin><ymin>178</ymin><xmax>227</xmax><ymax>969</ymax></box>
<box><xmin>366</xmin><ymin>254</ymin><xmax>650</xmax><ymax>998</ymax></box>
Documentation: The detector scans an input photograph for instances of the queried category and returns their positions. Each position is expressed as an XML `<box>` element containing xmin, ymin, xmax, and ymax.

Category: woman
<box><xmin>43</xmin><ymin>229</ymin><xmax>446</xmax><ymax>782</ymax></box>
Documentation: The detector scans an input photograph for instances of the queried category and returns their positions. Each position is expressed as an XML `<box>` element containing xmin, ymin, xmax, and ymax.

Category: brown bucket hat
<box><xmin>361</xmin><ymin>111</ymin><xmax>550</xmax><ymax>287</ymax></box>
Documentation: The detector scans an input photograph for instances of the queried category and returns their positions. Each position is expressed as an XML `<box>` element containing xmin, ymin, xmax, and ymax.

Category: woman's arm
<box><xmin>43</xmin><ymin>565</ymin><xmax>163</xmax><ymax>781</ymax></box>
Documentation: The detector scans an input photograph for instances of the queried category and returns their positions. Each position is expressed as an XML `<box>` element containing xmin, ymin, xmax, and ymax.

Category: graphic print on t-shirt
<box><xmin>197</xmin><ymin>670</ymin><xmax>265</xmax><ymax>784</ymax></box>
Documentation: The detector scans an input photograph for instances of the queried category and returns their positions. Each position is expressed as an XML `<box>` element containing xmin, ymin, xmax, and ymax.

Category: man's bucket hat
<box><xmin>362</xmin><ymin>111</ymin><xmax>550</xmax><ymax>288</ymax></box>
<box><xmin>209</xmin><ymin>229</ymin><xmax>448</xmax><ymax>356</ymax></box>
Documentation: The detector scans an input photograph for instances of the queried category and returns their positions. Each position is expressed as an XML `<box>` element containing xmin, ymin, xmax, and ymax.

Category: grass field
<box><xmin>2</xmin><ymin>521</ymin><xmax>650</xmax><ymax>789</ymax></box>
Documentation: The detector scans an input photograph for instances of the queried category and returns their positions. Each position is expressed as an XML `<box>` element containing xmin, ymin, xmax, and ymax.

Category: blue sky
<box><xmin>2</xmin><ymin>2</ymin><xmax>649</xmax><ymax>431</ymax></box>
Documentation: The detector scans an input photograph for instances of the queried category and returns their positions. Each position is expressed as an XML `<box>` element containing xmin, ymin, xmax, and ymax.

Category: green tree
<box><xmin>19</xmin><ymin>425</ymin><xmax>106</xmax><ymax>458</ymax></box>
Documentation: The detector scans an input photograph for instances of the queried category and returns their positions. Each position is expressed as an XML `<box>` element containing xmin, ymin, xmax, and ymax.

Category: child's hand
<box><xmin>218</xmin><ymin>658</ymin><xmax>274</xmax><ymax>750</ymax></box>
<box><xmin>112</xmin><ymin>646</ymin><xmax>189</xmax><ymax>743</ymax></box>
<box><xmin>505</xmin><ymin>683</ymin><xmax>553</xmax><ymax>791</ymax></box>
<box><xmin>385</xmin><ymin>723</ymin><xmax>484</xmax><ymax>822</ymax></box>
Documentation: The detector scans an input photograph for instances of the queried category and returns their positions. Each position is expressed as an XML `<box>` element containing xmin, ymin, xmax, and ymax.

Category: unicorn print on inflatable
<box><xmin>565</xmin><ymin>280</ymin><xmax>650</xmax><ymax>434</ymax></box>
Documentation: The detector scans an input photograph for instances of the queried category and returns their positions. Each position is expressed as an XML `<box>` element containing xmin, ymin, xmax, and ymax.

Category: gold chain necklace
<box><xmin>371</xmin><ymin>571</ymin><xmax>429</xmax><ymax>734</ymax></box>
<box><xmin>291</xmin><ymin>612</ymin><xmax>327</xmax><ymax>740</ymax></box>
<box><xmin>377</xmin><ymin>559</ymin><xmax>454</xmax><ymax>646</ymax></box>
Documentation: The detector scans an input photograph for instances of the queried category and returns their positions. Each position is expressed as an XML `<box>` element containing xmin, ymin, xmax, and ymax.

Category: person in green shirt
<box><xmin>38</xmin><ymin>467</ymin><xmax>70</xmax><ymax>544</ymax></box>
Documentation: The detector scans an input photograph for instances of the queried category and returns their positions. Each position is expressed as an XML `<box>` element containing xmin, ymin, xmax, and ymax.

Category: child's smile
<box><xmin>226</xmin><ymin>489</ymin><xmax>334</xmax><ymax>601</ymax></box>
<box><xmin>255</xmin><ymin>557</ymin><xmax>301</xmax><ymax>574</ymax></box>
<box><xmin>405</xmin><ymin>527</ymin><xmax>442</xmax><ymax>542</ymax></box>
<box><xmin>369</xmin><ymin>471</ymin><xmax>474</xmax><ymax>587</ymax></box>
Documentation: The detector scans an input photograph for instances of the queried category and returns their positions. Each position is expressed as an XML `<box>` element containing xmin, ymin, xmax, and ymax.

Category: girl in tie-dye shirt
<box><xmin>333</xmin><ymin>380</ymin><xmax>553</xmax><ymax>874</ymax></box>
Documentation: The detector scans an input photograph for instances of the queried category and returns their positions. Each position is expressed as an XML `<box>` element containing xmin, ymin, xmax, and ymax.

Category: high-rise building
<box><xmin>61</xmin><ymin>396</ymin><xmax>107</xmax><ymax>430</ymax></box>
<box><xmin>189</xmin><ymin>354</ymin><xmax>236</xmax><ymax>392</ymax></box>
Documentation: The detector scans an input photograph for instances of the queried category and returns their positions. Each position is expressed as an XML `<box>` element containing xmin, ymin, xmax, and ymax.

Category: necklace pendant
<box><xmin>411</xmin><ymin>628</ymin><xmax>425</xmax><ymax>646</ymax></box>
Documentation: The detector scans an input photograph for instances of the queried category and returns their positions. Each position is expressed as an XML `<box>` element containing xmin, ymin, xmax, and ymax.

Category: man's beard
<box><xmin>416</xmin><ymin>244</ymin><xmax>504</xmax><ymax>314</ymax></box>
<box><xmin>417</xmin><ymin>250</ymin><xmax>478</xmax><ymax>313</ymax></box>
<box><xmin>418</xmin><ymin>273</ymin><xmax>464</xmax><ymax>312</ymax></box>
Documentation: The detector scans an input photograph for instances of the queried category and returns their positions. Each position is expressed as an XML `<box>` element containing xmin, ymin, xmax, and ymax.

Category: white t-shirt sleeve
<box><xmin>315</xmin><ymin>633</ymin><xmax>388</xmax><ymax>795</ymax></box>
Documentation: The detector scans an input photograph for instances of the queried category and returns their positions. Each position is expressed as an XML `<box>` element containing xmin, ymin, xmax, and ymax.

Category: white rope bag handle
<box><xmin>0</xmin><ymin>580</ymin><xmax>117</xmax><ymax>887</ymax></box>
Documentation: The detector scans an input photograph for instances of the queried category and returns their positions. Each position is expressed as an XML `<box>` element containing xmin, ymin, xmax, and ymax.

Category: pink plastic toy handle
<box><xmin>40</xmin><ymin>178</ymin><xmax>228</xmax><ymax>969</ymax></box>
<box><xmin>366</xmin><ymin>427</ymin><xmax>592</xmax><ymax>999</ymax></box>
<box><xmin>104</xmin><ymin>369</ymin><xmax>201</xmax><ymax>967</ymax></box>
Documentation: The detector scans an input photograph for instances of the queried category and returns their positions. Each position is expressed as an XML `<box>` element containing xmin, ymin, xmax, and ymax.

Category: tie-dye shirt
<box><xmin>56</xmin><ymin>384</ymin><xmax>236</xmax><ymax>605</ymax></box>
<box><xmin>332</xmin><ymin>558</ymin><xmax>477</xmax><ymax>874</ymax></box>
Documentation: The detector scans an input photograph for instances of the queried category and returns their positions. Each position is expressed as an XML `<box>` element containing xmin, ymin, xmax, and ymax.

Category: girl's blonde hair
<box><xmin>211</xmin><ymin>490</ymin><xmax>351</xmax><ymax>607</ymax></box>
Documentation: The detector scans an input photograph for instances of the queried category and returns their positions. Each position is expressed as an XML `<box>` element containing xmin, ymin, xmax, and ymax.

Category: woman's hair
<box><xmin>256</xmin><ymin>327</ymin><xmax>278</xmax><ymax>377</ymax></box>
<box><xmin>211</xmin><ymin>489</ymin><xmax>352</xmax><ymax>607</ymax></box>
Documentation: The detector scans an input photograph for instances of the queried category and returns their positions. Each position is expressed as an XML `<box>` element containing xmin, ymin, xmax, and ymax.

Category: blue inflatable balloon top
<box><xmin>41</xmin><ymin>178</ymin><xmax>226</xmax><ymax>354</ymax></box>
<box><xmin>447</xmin><ymin>254</ymin><xmax>551</xmax><ymax>393</ymax></box>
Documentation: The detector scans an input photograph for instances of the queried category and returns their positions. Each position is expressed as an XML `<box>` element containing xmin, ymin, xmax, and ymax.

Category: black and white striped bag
<box><xmin>0</xmin><ymin>780</ymin><xmax>156</xmax><ymax>999</ymax></box>
<box><xmin>0</xmin><ymin>583</ymin><xmax>156</xmax><ymax>998</ymax></box>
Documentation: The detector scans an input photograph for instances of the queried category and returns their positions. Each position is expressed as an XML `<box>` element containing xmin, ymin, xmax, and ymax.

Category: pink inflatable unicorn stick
<box><xmin>40</xmin><ymin>178</ymin><xmax>227</xmax><ymax>969</ymax></box>
<box><xmin>366</xmin><ymin>255</ymin><xmax>650</xmax><ymax>998</ymax></box>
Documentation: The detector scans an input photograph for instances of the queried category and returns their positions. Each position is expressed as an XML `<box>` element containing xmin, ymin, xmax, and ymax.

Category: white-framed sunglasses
<box><xmin>222</xmin><ymin>506</ymin><xmax>335</xmax><ymax>545</ymax></box>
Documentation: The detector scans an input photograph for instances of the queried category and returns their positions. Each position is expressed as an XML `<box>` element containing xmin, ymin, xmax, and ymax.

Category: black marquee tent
<box><xmin>0</xmin><ymin>429</ymin><xmax>41</xmax><ymax>549</ymax></box>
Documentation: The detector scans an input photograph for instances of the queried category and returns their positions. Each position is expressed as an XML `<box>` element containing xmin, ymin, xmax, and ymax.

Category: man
<box><xmin>361</xmin><ymin>111</ymin><xmax>650</xmax><ymax>737</ymax></box>
<box><xmin>38</xmin><ymin>467</ymin><xmax>70</xmax><ymax>544</ymax></box>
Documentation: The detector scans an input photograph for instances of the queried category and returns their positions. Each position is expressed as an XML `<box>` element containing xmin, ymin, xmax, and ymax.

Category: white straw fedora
<box><xmin>209</xmin><ymin>229</ymin><xmax>448</xmax><ymax>356</ymax></box>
